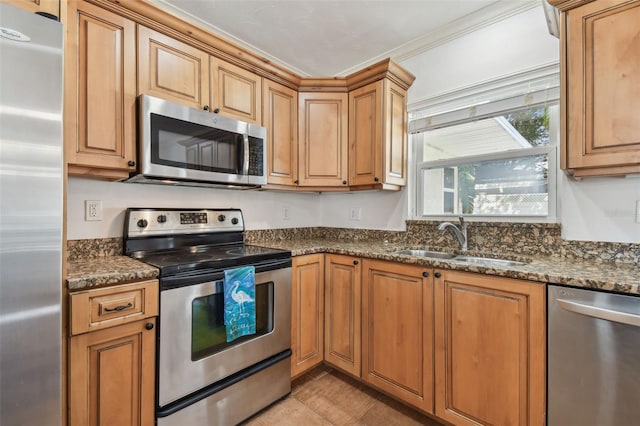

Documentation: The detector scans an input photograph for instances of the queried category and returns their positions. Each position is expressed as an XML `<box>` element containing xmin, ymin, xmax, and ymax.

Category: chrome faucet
<box><xmin>438</xmin><ymin>216</ymin><xmax>468</xmax><ymax>251</ymax></box>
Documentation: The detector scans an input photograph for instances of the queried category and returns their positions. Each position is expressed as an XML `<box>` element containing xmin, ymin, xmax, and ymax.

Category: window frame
<box><xmin>409</xmin><ymin>103</ymin><xmax>560</xmax><ymax>223</ymax></box>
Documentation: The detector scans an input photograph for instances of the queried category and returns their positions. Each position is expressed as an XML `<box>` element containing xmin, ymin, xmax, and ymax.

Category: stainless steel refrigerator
<box><xmin>0</xmin><ymin>4</ymin><xmax>63</xmax><ymax>425</ymax></box>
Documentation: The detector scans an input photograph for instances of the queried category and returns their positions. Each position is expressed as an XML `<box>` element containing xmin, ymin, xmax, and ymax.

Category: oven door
<box><xmin>158</xmin><ymin>267</ymin><xmax>290</xmax><ymax>407</ymax></box>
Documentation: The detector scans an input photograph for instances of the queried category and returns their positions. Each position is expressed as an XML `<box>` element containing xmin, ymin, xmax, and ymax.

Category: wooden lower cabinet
<box><xmin>361</xmin><ymin>259</ymin><xmax>434</xmax><ymax>414</ymax></box>
<box><xmin>324</xmin><ymin>254</ymin><xmax>361</xmax><ymax>376</ymax></box>
<box><xmin>69</xmin><ymin>318</ymin><xmax>156</xmax><ymax>426</ymax></box>
<box><xmin>291</xmin><ymin>254</ymin><xmax>324</xmax><ymax>378</ymax></box>
<box><xmin>69</xmin><ymin>281</ymin><xmax>158</xmax><ymax>426</ymax></box>
<box><xmin>434</xmin><ymin>270</ymin><xmax>546</xmax><ymax>426</ymax></box>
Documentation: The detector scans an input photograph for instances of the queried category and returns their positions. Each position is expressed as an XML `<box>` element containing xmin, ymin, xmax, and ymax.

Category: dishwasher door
<box><xmin>548</xmin><ymin>285</ymin><xmax>640</xmax><ymax>426</ymax></box>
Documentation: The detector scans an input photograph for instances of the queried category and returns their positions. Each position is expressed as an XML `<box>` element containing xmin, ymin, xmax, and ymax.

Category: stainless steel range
<box><xmin>124</xmin><ymin>208</ymin><xmax>292</xmax><ymax>425</ymax></box>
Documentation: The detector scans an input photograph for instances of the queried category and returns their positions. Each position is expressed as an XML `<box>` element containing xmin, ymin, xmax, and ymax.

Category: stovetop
<box><xmin>123</xmin><ymin>208</ymin><xmax>291</xmax><ymax>284</ymax></box>
<box><xmin>131</xmin><ymin>243</ymin><xmax>290</xmax><ymax>276</ymax></box>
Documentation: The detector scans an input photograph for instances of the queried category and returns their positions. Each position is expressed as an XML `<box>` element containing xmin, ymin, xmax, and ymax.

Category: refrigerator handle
<box><xmin>557</xmin><ymin>299</ymin><xmax>640</xmax><ymax>328</ymax></box>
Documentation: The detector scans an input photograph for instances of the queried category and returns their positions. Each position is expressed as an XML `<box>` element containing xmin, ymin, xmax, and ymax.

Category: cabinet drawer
<box><xmin>70</xmin><ymin>280</ymin><xmax>158</xmax><ymax>335</ymax></box>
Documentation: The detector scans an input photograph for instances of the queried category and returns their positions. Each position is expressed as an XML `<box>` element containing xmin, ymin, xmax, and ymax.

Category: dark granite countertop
<box><xmin>67</xmin><ymin>256</ymin><xmax>159</xmax><ymax>291</ymax></box>
<box><xmin>252</xmin><ymin>239</ymin><xmax>640</xmax><ymax>296</ymax></box>
<box><xmin>66</xmin><ymin>239</ymin><xmax>639</xmax><ymax>296</ymax></box>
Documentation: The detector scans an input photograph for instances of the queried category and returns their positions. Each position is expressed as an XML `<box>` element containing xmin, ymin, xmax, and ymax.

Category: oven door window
<box><xmin>191</xmin><ymin>281</ymin><xmax>274</xmax><ymax>361</ymax></box>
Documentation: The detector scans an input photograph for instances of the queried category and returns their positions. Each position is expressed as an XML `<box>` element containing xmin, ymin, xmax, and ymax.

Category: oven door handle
<box><xmin>557</xmin><ymin>299</ymin><xmax>640</xmax><ymax>327</ymax></box>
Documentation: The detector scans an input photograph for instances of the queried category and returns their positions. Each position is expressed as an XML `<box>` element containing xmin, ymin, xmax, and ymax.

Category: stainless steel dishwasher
<box><xmin>548</xmin><ymin>284</ymin><xmax>640</xmax><ymax>426</ymax></box>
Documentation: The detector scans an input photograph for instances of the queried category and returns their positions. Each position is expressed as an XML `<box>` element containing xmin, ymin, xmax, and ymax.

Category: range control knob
<box><xmin>137</xmin><ymin>219</ymin><xmax>148</xmax><ymax>228</ymax></box>
<box><xmin>218</xmin><ymin>214</ymin><xmax>226</xmax><ymax>222</ymax></box>
<box><xmin>231</xmin><ymin>217</ymin><xmax>239</xmax><ymax>225</ymax></box>
<box><xmin>157</xmin><ymin>214</ymin><xmax>167</xmax><ymax>224</ymax></box>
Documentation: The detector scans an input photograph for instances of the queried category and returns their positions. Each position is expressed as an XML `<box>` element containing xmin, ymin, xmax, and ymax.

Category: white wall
<box><xmin>67</xmin><ymin>177</ymin><xmax>321</xmax><ymax>239</ymax></box>
<box><xmin>559</xmin><ymin>175</ymin><xmax>640</xmax><ymax>243</ymax></box>
<box><xmin>402</xmin><ymin>6</ymin><xmax>560</xmax><ymax>105</ymax></box>
<box><xmin>319</xmin><ymin>189</ymin><xmax>408</xmax><ymax>231</ymax></box>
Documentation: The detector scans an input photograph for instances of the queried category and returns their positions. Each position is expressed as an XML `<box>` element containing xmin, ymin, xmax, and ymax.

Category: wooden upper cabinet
<box><xmin>64</xmin><ymin>0</ymin><xmax>137</xmax><ymax>179</ymax></box>
<box><xmin>291</xmin><ymin>254</ymin><xmax>324</xmax><ymax>378</ymax></box>
<box><xmin>138</xmin><ymin>25</ymin><xmax>210</xmax><ymax>110</ymax></box>
<box><xmin>561</xmin><ymin>0</ymin><xmax>640</xmax><ymax>176</ymax></box>
<box><xmin>383</xmin><ymin>79</ymin><xmax>409</xmax><ymax>186</ymax></box>
<box><xmin>210</xmin><ymin>57</ymin><xmax>262</xmax><ymax>124</ymax></box>
<box><xmin>324</xmin><ymin>254</ymin><xmax>361</xmax><ymax>377</ymax></box>
<box><xmin>349</xmin><ymin>81</ymin><xmax>383</xmax><ymax>186</ymax></box>
<box><xmin>3</xmin><ymin>0</ymin><xmax>58</xmax><ymax>17</ymax></box>
<box><xmin>298</xmin><ymin>92</ymin><xmax>349</xmax><ymax>187</ymax></box>
<box><xmin>349</xmin><ymin>79</ymin><xmax>409</xmax><ymax>188</ymax></box>
<box><xmin>434</xmin><ymin>270</ymin><xmax>545</xmax><ymax>426</ymax></box>
<box><xmin>361</xmin><ymin>260</ymin><xmax>434</xmax><ymax>414</ymax></box>
<box><xmin>263</xmin><ymin>80</ymin><xmax>299</xmax><ymax>185</ymax></box>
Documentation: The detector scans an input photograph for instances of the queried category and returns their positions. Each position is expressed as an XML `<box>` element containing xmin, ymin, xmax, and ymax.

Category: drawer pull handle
<box><xmin>104</xmin><ymin>303</ymin><xmax>133</xmax><ymax>312</ymax></box>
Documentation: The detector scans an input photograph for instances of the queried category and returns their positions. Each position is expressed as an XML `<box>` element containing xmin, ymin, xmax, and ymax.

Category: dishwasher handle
<box><xmin>557</xmin><ymin>299</ymin><xmax>640</xmax><ymax>328</ymax></box>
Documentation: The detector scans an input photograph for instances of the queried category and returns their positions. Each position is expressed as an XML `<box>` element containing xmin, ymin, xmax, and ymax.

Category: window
<box><xmin>409</xmin><ymin>66</ymin><xmax>559</xmax><ymax>220</ymax></box>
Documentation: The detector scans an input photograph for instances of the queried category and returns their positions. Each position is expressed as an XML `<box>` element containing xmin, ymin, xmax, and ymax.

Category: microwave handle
<box><xmin>242</xmin><ymin>133</ymin><xmax>250</xmax><ymax>176</ymax></box>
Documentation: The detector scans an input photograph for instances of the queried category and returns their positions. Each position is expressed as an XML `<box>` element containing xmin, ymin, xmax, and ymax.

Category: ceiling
<box><xmin>153</xmin><ymin>0</ymin><xmax>538</xmax><ymax>77</ymax></box>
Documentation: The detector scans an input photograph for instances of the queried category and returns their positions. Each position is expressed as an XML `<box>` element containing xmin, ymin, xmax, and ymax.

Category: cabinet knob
<box><xmin>294</xmin><ymin>180</ymin><xmax>299</xmax><ymax>184</ymax></box>
<box><xmin>145</xmin><ymin>322</ymin><xmax>154</xmax><ymax>330</ymax></box>
<box><xmin>342</xmin><ymin>180</ymin><xmax>347</xmax><ymax>185</ymax></box>
<box><xmin>374</xmin><ymin>177</ymin><xmax>380</xmax><ymax>182</ymax></box>
<box><xmin>203</xmin><ymin>105</ymin><xmax>210</xmax><ymax>111</ymax></box>
<box><xmin>434</xmin><ymin>272</ymin><xmax>442</xmax><ymax>278</ymax></box>
<box><xmin>127</xmin><ymin>160</ymin><xmax>135</xmax><ymax>167</ymax></box>
<box><xmin>353</xmin><ymin>260</ymin><xmax>359</xmax><ymax>265</ymax></box>
<box><xmin>422</xmin><ymin>272</ymin><xmax>429</xmax><ymax>278</ymax></box>
<box><xmin>213</xmin><ymin>107</ymin><xmax>220</xmax><ymax>114</ymax></box>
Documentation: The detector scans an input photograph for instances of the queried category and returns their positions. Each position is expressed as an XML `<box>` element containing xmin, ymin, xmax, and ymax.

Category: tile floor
<box><xmin>242</xmin><ymin>366</ymin><xmax>445</xmax><ymax>426</ymax></box>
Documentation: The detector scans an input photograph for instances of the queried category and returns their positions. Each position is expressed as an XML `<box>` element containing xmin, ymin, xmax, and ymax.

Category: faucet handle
<box><xmin>458</xmin><ymin>216</ymin><xmax>466</xmax><ymax>228</ymax></box>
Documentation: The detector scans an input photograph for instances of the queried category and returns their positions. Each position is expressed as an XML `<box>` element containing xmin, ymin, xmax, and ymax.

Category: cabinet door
<box><xmin>383</xmin><ymin>79</ymin><xmax>408</xmax><ymax>186</ymax></box>
<box><xmin>362</xmin><ymin>260</ymin><xmax>434</xmax><ymax>414</ymax></box>
<box><xmin>298</xmin><ymin>92</ymin><xmax>349</xmax><ymax>187</ymax></box>
<box><xmin>324</xmin><ymin>254</ymin><xmax>361</xmax><ymax>376</ymax></box>
<box><xmin>210</xmin><ymin>57</ymin><xmax>262</xmax><ymax>124</ymax></box>
<box><xmin>291</xmin><ymin>254</ymin><xmax>324</xmax><ymax>378</ymax></box>
<box><xmin>69</xmin><ymin>318</ymin><xmax>156</xmax><ymax>426</ymax></box>
<box><xmin>3</xmin><ymin>0</ymin><xmax>58</xmax><ymax>17</ymax></box>
<box><xmin>564</xmin><ymin>0</ymin><xmax>640</xmax><ymax>175</ymax></box>
<box><xmin>138</xmin><ymin>26</ymin><xmax>209</xmax><ymax>110</ymax></box>
<box><xmin>434</xmin><ymin>270</ymin><xmax>545</xmax><ymax>426</ymax></box>
<box><xmin>263</xmin><ymin>80</ymin><xmax>298</xmax><ymax>185</ymax></box>
<box><xmin>349</xmin><ymin>81</ymin><xmax>383</xmax><ymax>186</ymax></box>
<box><xmin>64</xmin><ymin>1</ymin><xmax>137</xmax><ymax>178</ymax></box>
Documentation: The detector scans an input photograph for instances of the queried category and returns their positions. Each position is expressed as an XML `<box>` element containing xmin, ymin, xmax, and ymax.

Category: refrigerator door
<box><xmin>0</xmin><ymin>4</ymin><xmax>63</xmax><ymax>426</ymax></box>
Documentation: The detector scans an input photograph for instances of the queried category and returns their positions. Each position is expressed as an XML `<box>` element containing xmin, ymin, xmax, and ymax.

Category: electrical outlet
<box><xmin>350</xmin><ymin>207</ymin><xmax>362</xmax><ymax>221</ymax></box>
<box><xmin>85</xmin><ymin>200</ymin><xmax>102</xmax><ymax>221</ymax></box>
<box><xmin>282</xmin><ymin>207</ymin><xmax>290</xmax><ymax>221</ymax></box>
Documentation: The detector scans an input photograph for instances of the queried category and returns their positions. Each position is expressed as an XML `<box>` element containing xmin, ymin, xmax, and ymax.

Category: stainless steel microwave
<box><xmin>126</xmin><ymin>94</ymin><xmax>266</xmax><ymax>188</ymax></box>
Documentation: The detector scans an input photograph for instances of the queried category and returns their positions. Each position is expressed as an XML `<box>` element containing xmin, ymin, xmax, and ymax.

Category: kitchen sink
<box><xmin>394</xmin><ymin>249</ymin><xmax>457</xmax><ymax>259</ymax></box>
<box><xmin>451</xmin><ymin>255</ymin><xmax>528</xmax><ymax>267</ymax></box>
<box><xmin>393</xmin><ymin>249</ymin><xmax>528</xmax><ymax>267</ymax></box>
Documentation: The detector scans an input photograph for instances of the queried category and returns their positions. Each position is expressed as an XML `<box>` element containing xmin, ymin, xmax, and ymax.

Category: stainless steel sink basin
<box><xmin>451</xmin><ymin>255</ymin><xmax>528</xmax><ymax>267</ymax></box>
<box><xmin>393</xmin><ymin>249</ymin><xmax>528</xmax><ymax>267</ymax></box>
<box><xmin>393</xmin><ymin>249</ymin><xmax>456</xmax><ymax>259</ymax></box>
